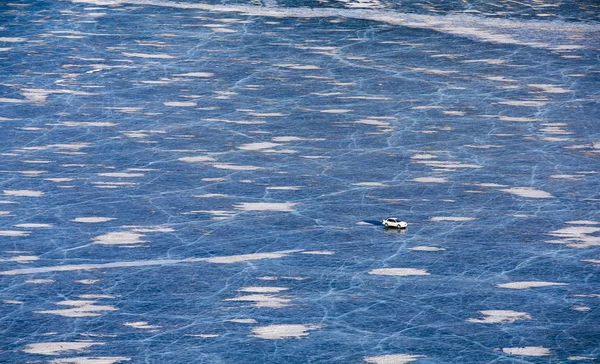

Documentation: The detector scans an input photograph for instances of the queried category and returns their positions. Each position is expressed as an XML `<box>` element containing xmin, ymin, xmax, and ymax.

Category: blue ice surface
<box><xmin>0</xmin><ymin>0</ymin><xmax>599</xmax><ymax>363</ymax></box>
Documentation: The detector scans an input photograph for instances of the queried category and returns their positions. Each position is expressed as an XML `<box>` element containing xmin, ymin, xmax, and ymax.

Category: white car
<box><xmin>382</xmin><ymin>218</ymin><xmax>407</xmax><ymax>229</ymax></box>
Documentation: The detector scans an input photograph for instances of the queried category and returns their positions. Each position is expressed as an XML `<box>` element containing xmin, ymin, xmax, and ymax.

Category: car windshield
<box><xmin>388</xmin><ymin>218</ymin><xmax>397</xmax><ymax>222</ymax></box>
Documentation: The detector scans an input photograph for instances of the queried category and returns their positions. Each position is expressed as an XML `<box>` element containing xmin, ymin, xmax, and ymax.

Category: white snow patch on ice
<box><xmin>72</xmin><ymin>217</ymin><xmax>116</xmax><ymax>223</ymax></box>
<box><xmin>364</xmin><ymin>354</ymin><xmax>425</xmax><ymax>364</ymax></box>
<box><xmin>408</xmin><ymin>246</ymin><xmax>446</xmax><ymax>252</ymax></box>
<box><xmin>501</xmin><ymin>187</ymin><xmax>553</xmax><ymax>198</ymax></box>
<box><xmin>412</xmin><ymin>177</ymin><xmax>448</xmax><ymax>183</ymax></box>
<box><xmin>467</xmin><ymin>310</ymin><xmax>531</xmax><ymax>324</ymax></box>
<box><xmin>234</xmin><ymin>202</ymin><xmax>297</xmax><ymax>212</ymax></box>
<box><xmin>23</xmin><ymin>341</ymin><xmax>103</xmax><ymax>355</ymax></box>
<box><xmin>368</xmin><ymin>268</ymin><xmax>430</xmax><ymax>276</ymax></box>
<box><xmin>250</xmin><ymin>324</ymin><xmax>322</xmax><ymax>339</ymax></box>
<box><xmin>205</xmin><ymin>250</ymin><xmax>301</xmax><ymax>264</ymax></box>
<box><xmin>497</xmin><ymin>281</ymin><xmax>567</xmax><ymax>289</ymax></box>
<box><xmin>124</xmin><ymin>321</ymin><xmax>160</xmax><ymax>330</ymax></box>
<box><xmin>93</xmin><ymin>231</ymin><xmax>146</xmax><ymax>246</ymax></box>
<box><xmin>502</xmin><ymin>346</ymin><xmax>551</xmax><ymax>356</ymax></box>
<box><xmin>3</xmin><ymin>190</ymin><xmax>45</xmax><ymax>197</ymax></box>
<box><xmin>430</xmin><ymin>216</ymin><xmax>475</xmax><ymax>222</ymax></box>
<box><xmin>48</xmin><ymin>356</ymin><xmax>131</xmax><ymax>364</ymax></box>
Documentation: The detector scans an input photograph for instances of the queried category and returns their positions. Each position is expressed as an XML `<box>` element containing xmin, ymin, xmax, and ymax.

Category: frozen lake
<box><xmin>1</xmin><ymin>0</ymin><xmax>599</xmax><ymax>362</ymax></box>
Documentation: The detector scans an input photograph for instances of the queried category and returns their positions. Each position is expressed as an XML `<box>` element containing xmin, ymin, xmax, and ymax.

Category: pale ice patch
<box><xmin>497</xmin><ymin>100</ymin><xmax>548</xmax><ymax>107</ymax></box>
<box><xmin>3</xmin><ymin>300</ymin><xmax>24</xmax><ymax>304</ymax></box>
<box><xmin>319</xmin><ymin>109</ymin><xmax>352</xmax><ymax>113</ymax></box>
<box><xmin>164</xmin><ymin>101</ymin><xmax>196</xmax><ymax>107</ymax></box>
<box><xmin>497</xmin><ymin>281</ymin><xmax>567</xmax><ymax>289</ymax></box>
<box><xmin>193</xmin><ymin>193</ymin><xmax>228</xmax><ymax>198</ymax></box>
<box><xmin>0</xmin><ymin>230</ymin><xmax>30</xmax><ymax>237</ymax></box>
<box><xmin>583</xmin><ymin>259</ymin><xmax>600</xmax><ymax>265</ymax></box>
<box><xmin>551</xmin><ymin>174</ymin><xmax>582</xmax><ymax>180</ymax></box>
<box><xmin>409</xmin><ymin>246</ymin><xmax>446</xmax><ymax>252</ymax></box>
<box><xmin>0</xmin><ymin>255</ymin><xmax>39</xmax><ymax>263</ymax></box>
<box><xmin>48</xmin><ymin>356</ymin><xmax>131</xmax><ymax>364</ymax></box>
<box><xmin>3</xmin><ymin>189</ymin><xmax>45</xmax><ymax>197</ymax></box>
<box><xmin>93</xmin><ymin>231</ymin><xmax>146</xmax><ymax>246</ymax></box>
<box><xmin>225</xmin><ymin>294</ymin><xmax>292</xmax><ymax>308</ymax></box>
<box><xmin>182</xmin><ymin>209</ymin><xmax>236</xmax><ymax>219</ymax></box>
<box><xmin>302</xmin><ymin>251</ymin><xmax>334</xmax><ymax>255</ymax></box>
<box><xmin>501</xmin><ymin>187</ymin><xmax>553</xmax><ymax>199</ymax></box>
<box><xmin>413</xmin><ymin>160</ymin><xmax>482</xmax><ymax>169</ymax></box>
<box><xmin>234</xmin><ymin>202</ymin><xmax>297</xmax><ymax>212</ymax></box>
<box><xmin>250</xmin><ymin>324</ymin><xmax>322</xmax><ymax>339</ymax></box>
<box><xmin>572</xmin><ymin>294</ymin><xmax>600</xmax><ymax>298</ymax></box>
<box><xmin>472</xmin><ymin>183</ymin><xmax>508</xmax><ymax>188</ymax></box>
<box><xmin>124</xmin><ymin>226</ymin><xmax>174</xmax><ymax>233</ymax></box>
<box><xmin>368</xmin><ymin>268</ymin><xmax>430</xmax><ymax>276</ymax></box>
<box><xmin>79</xmin><ymin>294</ymin><xmax>114</xmax><ymax>299</ymax></box>
<box><xmin>567</xmin><ymin>356</ymin><xmax>595</xmax><ymax>361</ymax></box>
<box><xmin>275</xmin><ymin>64</ymin><xmax>321</xmax><ymax>70</ymax></box>
<box><xmin>411</xmin><ymin>154</ymin><xmax>437</xmax><ymax>160</ymax></box>
<box><xmin>210</xmin><ymin>163</ymin><xmax>262</xmax><ymax>171</ymax></box>
<box><xmin>467</xmin><ymin>310</ymin><xmax>531</xmax><ymax>324</ymax></box>
<box><xmin>248</xmin><ymin>112</ymin><xmax>288</xmax><ymax>117</ymax></box>
<box><xmin>238</xmin><ymin>142</ymin><xmax>281</xmax><ymax>151</ymax></box>
<box><xmin>546</xmin><ymin>225</ymin><xmax>600</xmax><ymax>248</ymax></box>
<box><xmin>528</xmin><ymin>84</ymin><xmax>570</xmax><ymax>94</ymax></box>
<box><xmin>26</xmin><ymin>279</ymin><xmax>55</xmax><ymax>284</ymax></box>
<box><xmin>266</xmin><ymin>186</ymin><xmax>302</xmax><ymax>191</ymax></box>
<box><xmin>226</xmin><ymin>318</ymin><xmax>257</xmax><ymax>324</ymax></box>
<box><xmin>72</xmin><ymin>217</ymin><xmax>116</xmax><ymax>223</ymax></box>
<box><xmin>0</xmin><ymin>37</ymin><xmax>27</xmax><ymax>42</ymax></box>
<box><xmin>97</xmin><ymin>172</ymin><xmax>144</xmax><ymax>178</ymax></box>
<box><xmin>352</xmin><ymin>182</ymin><xmax>387</xmax><ymax>187</ymax></box>
<box><xmin>364</xmin><ymin>354</ymin><xmax>425</xmax><ymax>364</ymax></box>
<box><xmin>124</xmin><ymin>321</ymin><xmax>160</xmax><ymax>330</ymax></box>
<box><xmin>407</xmin><ymin>67</ymin><xmax>457</xmax><ymax>76</ymax></box>
<box><xmin>336</xmin><ymin>0</ymin><xmax>384</xmax><ymax>9</ymax></box>
<box><xmin>35</xmin><ymin>299</ymin><xmax>117</xmax><ymax>317</ymax></box>
<box><xmin>430</xmin><ymin>217</ymin><xmax>475</xmax><ymax>222</ymax></box>
<box><xmin>0</xmin><ymin>250</ymin><xmax>304</xmax><ymax>275</ymax></box>
<box><xmin>571</xmin><ymin>306</ymin><xmax>591</xmax><ymax>312</ymax></box>
<box><xmin>204</xmin><ymin>118</ymin><xmax>266</xmax><ymax>125</ymax></box>
<box><xmin>174</xmin><ymin>72</ymin><xmax>214</xmax><ymax>77</ymax></box>
<box><xmin>178</xmin><ymin>155</ymin><xmax>215</xmax><ymax>163</ymax></box>
<box><xmin>13</xmin><ymin>223</ymin><xmax>53</xmax><ymax>228</ymax></box>
<box><xmin>239</xmin><ymin>287</ymin><xmax>288</xmax><ymax>293</ymax></box>
<box><xmin>54</xmin><ymin>121</ymin><xmax>117</xmax><ymax>127</ymax></box>
<box><xmin>272</xmin><ymin>136</ymin><xmax>304</xmax><ymax>142</ymax></box>
<box><xmin>23</xmin><ymin>341</ymin><xmax>103</xmax><ymax>355</ymax></box>
<box><xmin>204</xmin><ymin>250</ymin><xmax>301</xmax><ymax>264</ymax></box>
<box><xmin>76</xmin><ymin>279</ymin><xmax>100</xmax><ymax>284</ymax></box>
<box><xmin>498</xmin><ymin>116</ymin><xmax>542</xmax><ymax>122</ymax></box>
<box><xmin>567</xmin><ymin>220</ymin><xmax>599</xmax><ymax>225</ymax></box>
<box><xmin>443</xmin><ymin>111</ymin><xmax>465</xmax><ymax>116</ymax></box>
<box><xmin>411</xmin><ymin>177</ymin><xmax>448</xmax><ymax>183</ymax></box>
<box><xmin>502</xmin><ymin>347</ymin><xmax>551</xmax><ymax>357</ymax></box>
<box><xmin>122</xmin><ymin>52</ymin><xmax>175</xmax><ymax>59</ymax></box>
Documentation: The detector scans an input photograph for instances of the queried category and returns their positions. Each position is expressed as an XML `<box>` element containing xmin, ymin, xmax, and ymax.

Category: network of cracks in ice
<box><xmin>0</xmin><ymin>0</ymin><xmax>599</xmax><ymax>363</ymax></box>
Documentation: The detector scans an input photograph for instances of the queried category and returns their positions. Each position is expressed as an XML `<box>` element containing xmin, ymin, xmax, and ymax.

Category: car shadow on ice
<box><xmin>362</xmin><ymin>220</ymin><xmax>382</xmax><ymax>226</ymax></box>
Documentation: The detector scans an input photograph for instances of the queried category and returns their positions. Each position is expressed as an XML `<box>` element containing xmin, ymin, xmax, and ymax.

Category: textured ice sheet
<box><xmin>0</xmin><ymin>0</ymin><xmax>599</xmax><ymax>363</ymax></box>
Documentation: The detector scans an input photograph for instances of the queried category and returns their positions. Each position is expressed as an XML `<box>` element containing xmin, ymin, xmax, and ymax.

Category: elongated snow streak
<box><xmin>70</xmin><ymin>0</ymin><xmax>600</xmax><ymax>51</ymax></box>
<box><xmin>0</xmin><ymin>250</ymin><xmax>302</xmax><ymax>275</ymax></box>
